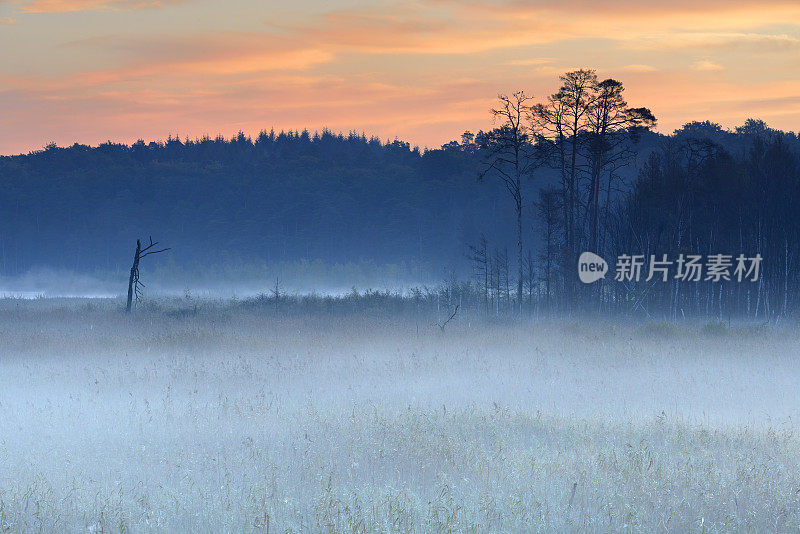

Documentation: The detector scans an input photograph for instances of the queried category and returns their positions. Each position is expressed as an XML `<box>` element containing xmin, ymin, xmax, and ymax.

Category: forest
<box><xmin>1</xmin><ymin>69</ymin><xmax>798</xmax><ymax>318</ymax></box>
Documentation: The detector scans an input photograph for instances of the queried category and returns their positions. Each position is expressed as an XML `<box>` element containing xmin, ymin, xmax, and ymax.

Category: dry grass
<box><xmin>0</xmin><ymin>300</ymin><xmax>798</xmax><ymax>532</ymax></box>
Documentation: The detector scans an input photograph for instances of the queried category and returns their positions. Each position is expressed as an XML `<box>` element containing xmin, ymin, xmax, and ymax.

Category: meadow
<box><xmin>1</xmin><ymin>298</ymin><xmax>799</xmax><ymax>532</ymax></box>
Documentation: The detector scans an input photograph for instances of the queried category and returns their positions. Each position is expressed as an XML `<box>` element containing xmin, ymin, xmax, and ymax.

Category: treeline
<box><xmin>2</xmin><ymin>68</ymin><xmax>799</xmax><ymax>319</ymax></box>
<box><xmin>605</xmin><ymin>130</ymin><xmax>799</xmax><ymax>319</ymax></box>
<box><xmin>0</xmin><ymin>129</ymin><xmax>516</xmax><ymax>278</ymax></box>
<box><xmin>464</xmin><ymin>69</ymin><xmax>800</xmax><ymax>319</ymax></box>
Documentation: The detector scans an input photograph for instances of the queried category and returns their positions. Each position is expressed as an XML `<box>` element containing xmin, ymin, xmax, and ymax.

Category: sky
<box><xmin>0</xmin><ymin>0</ymin><xmax>798</xmax><ymax>155</ymax></box>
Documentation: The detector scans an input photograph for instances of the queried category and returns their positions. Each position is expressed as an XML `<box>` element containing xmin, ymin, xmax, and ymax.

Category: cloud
<box><xmin>432</xmin><ymin>0</ymin><xmax>800</xmax><ymax>20</ymax></box>
<box><xmin>16</xmin><ymin>0</ymin><xmax>184</xmax><ymax>13</ymax></box>
<box><xmin>273</xmin><ymin>4</ymin><xmax>577</xmax><ymax>55</ymax></box>
<box><xmin>623</xmin><ymin>32</ymin><xmax>800</xmax><ymax>51</ymax></box>
<box><xmin>691</xmin><ymin>59</ymin><xmax>725</xmax><ymax>71</ymax></box>
<box><xmin>0</xmin><ymin>69</ymin><xmax>498</xmax><ymax>155</ymax></box>
<box><xmin>271</xmin><ymin>0</ymin><xmax>800</xmax><ymax>60</ymax></box>
<box><xmin>502</xmin><ymin>58</ymin><xmax>553</xmax><ymax>66</ymax></box>
<box><xmin>0</xmin><ymin>15</ymin><xmax>16</xmax><ymax>22</ymax></box>
<box><xmin>0</xmin><ymin>0</ymin><xmax>799</xmax><ymax>154</ymax></box>
<box><xmin>621</xmin><ymin>64</ymin><xmax>658</xmax><ymax>72</ymax></box>
<box><xmin>59</xmin><ymin>32</ymin><xmax>335</xmax><ymax>80</ymax></box>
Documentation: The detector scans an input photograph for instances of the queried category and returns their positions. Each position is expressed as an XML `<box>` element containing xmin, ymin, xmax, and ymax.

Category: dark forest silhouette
<box><xmin>1</xmin><ymin>69</ymin><xmax>799</xmax><ymax>318</ymax></box>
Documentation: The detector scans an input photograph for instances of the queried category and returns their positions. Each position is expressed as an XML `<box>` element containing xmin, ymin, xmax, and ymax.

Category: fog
<box><xmin>0</xmin><ymin>267</ymin><xmax>436</xmax><ymax>300</ymax></box>
<box><xmin>1</xmin><ymin>300</ymin><xmax>798</xmax><ymax>532</ymax></box>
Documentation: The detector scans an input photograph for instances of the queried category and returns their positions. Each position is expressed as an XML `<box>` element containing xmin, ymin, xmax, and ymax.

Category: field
<box><xmin>1</xmin><ymin>299</ymin><xmax>800</xmax><ymax>532</ymax></box>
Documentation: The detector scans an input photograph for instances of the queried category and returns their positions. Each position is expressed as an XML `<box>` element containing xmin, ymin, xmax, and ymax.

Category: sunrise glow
<box><xmin>0</xmin><ymin>0</ymin><xmax>798</xmax><ymax>154</ymax></box>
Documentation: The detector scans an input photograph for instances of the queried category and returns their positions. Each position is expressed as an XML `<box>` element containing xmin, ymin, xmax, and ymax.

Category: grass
<box><xmin>701</xmin><ymin>320</ymin><xmax>729</xmax><ymax>337</ymax></box>
<box><xmin>635</xmin><ymin>321</ymin><xmax>680</xmax><ymax>339</ymax></box>
<box><xmin>0</xmin><ymin>299</ymin><xmax>798</xmax><ymax>532</ymax></box>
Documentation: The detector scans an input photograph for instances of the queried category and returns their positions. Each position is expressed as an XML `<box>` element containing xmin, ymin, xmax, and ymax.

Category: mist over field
<box><xmin>0</xmin><ymin>299</ymin><xmax>798</xmax><ymax>532</ymax></box>
<box><xmin>0</xmin><ymin>267</ymin><xmax>431</xmax><ymax>300</ymax></box>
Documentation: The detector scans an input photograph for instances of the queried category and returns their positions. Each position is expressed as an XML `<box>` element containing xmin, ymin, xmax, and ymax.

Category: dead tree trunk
<box><xmin>126</xmin><ymin>239</ymin><xmax>141</xmax><ymax>313</ymax></box>
<box><xmin>125</xmin><ymin>237</ymin><xmax>170</xmax><ymax>313</ymax></box>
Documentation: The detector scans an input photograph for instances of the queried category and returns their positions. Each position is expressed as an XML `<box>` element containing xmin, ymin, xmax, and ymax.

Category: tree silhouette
<box><xmin>478</xmin><ymin>91</ymin><xmax>539</xmax><ymax>312</ymax></box>
<box><xmin>126</xmin><ymin>237</ymin><xmax>170</xmax><ymax>313</ymax></box>
<box><xmin>532</xmin><ymin>69</ymin><xmax>596</xmax><ymax>307</ymax></box>
<box><xmin>585</xmin><ymin>78</ymin><xmax>656</xmax><ymax>254</ymax></box>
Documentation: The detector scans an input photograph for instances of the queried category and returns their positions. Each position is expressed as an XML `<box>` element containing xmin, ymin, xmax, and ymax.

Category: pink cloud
<box><xmin>17</xmin><ymin>0</ymin><xmax>184</xmax><ymax>13</ymax></box>
<box><xmin>0</xmin><ymin>0</ymin><xmax>797</xmax><ymax>154</ymax></box>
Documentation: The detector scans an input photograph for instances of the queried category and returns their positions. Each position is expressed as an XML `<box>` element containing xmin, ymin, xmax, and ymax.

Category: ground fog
<box><xmin>0</xmin><ymin>301</ymin><xmax>799</xmax><ymax>532</ymax></box>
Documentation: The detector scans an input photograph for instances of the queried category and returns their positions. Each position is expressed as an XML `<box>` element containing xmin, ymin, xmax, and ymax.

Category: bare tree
<box><xmin>436</xmin><ymin>304</ymin><xmax>460</xmax><ymax>332</ymax></box>
<box><xmin>492</xmin><ymin>247</ymin><xmax>510</xmax><ymax>314</ymax></box>
<box><xmin>532</xmin><ymin>70</ymin><xmax>596</xmax><ymax>307</ymax></box>
<box><xmin>586</xmin><ymin>78</ymin><xmax>656</xmax><ymax>253</ymax></box>
<box><xmin>523</xmin><ymin>249</ymin><xmax>535</xmax><ymax>310</ymax></box>
<box><xmin>126</xmin><ymin>237</ymin><xmax>170</xmax><ymax>313</ymax></box>
<box><xmin>479</xmin><ymin>91</ymin><xmax>538</xmax><ymax>312</ymax></box>
<box><xmin>467</xmin><ymin>235</ymin><xmax>490</xmax><ymax>314</ymax></box>
<box><xmin>536</xmin><ymin>187</ymin><xmax>562</xmax><ymax>311</ymax></box>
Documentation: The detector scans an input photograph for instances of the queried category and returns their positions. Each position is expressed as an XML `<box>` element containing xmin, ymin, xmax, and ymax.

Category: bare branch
<box><xmin>437</xmin><ymin>304</ymin><xmax>460</xmax><ymax>332</ymax></box>
<box><xmin>139</xmin><ymin>247</ymin><xmax>171</xmax><ymax>259</ymax></box>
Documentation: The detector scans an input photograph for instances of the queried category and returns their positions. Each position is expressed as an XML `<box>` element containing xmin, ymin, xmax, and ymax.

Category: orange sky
<box><xmin>0</xmin><ymin>0</ymin><xmax>798</xmax><ymax>155</ymax></box>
